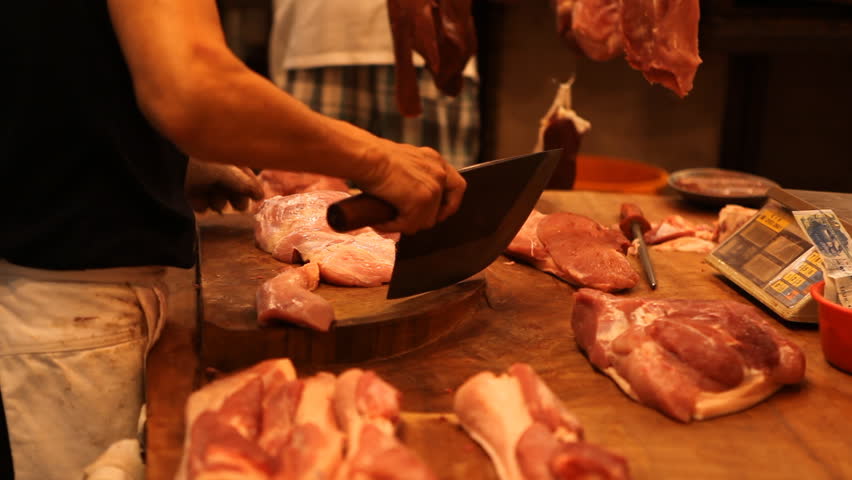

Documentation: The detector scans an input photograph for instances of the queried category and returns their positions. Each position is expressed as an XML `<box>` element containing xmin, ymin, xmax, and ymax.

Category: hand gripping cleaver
<box><xmin>327</xmin><ymin>149</ymin><xmax>561</xmax><ymax>299</ymax></box>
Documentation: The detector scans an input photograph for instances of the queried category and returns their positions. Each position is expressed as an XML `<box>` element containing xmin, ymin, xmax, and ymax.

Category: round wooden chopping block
<box><xmin>198</xmin><ymin>214</ymin><xmax>486</xmax><ymax>372</ymax></box>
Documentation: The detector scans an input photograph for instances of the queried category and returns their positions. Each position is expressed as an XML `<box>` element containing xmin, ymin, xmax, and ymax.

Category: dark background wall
<box><xmin>218</xmin><ymin>0</ymin><xmax>852</xmax><ymax>193</ymax></box>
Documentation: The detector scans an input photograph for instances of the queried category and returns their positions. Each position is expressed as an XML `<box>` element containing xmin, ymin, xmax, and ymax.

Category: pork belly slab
<box><xmin>506</xmin><ymin>210</ymin><xmax>638</xmax><ymax>292</ymax></box>
<box><xmin>454</xmin><ymin>363</ymin><xmax>629</xmax><ymax>480</ymax></box>
<box><xmin>572</xmin><ymin>289</ymin><xmax>806</xmax><ymax>422</ymax></box>
<box><xmin>176</xmin><ymin>360</ymin><xmax>436</xmax><ymax>480</ymax></box>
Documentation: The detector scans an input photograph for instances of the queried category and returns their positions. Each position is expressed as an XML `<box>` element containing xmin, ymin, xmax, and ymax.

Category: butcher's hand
<box><xmin>184</xmin><ymin>158</ymin><xmax>264</xmax><ymax>214</ymax></box>
<box><xmin>356</xmin><ymin>140</ymin><xmax>466</xmax><ymax>235</ymax></box>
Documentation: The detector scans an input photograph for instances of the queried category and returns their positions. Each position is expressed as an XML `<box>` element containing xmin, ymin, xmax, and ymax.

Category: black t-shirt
<box><xmin>1</xmin><ymin>3</ymin><xmax>197</xmax><ymax>270</ymax></box>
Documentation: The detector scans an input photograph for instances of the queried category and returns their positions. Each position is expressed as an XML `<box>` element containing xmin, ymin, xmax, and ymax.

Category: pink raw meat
<box><xmin>254</xmin><ymin>192</ymin><xmax>396</xmax><ymax>287</ymax></box>
<box><xmin>507</xmin><ymin>211</ymin><xmax>638</xmax><ymax>292</ymax></box>
<box><xmin>572</xmin><ymin>288</ymin><xmax>806</xmax><ymax>422</ymax></box>
<box><xmin>454</xmin><ymin>363</ymin><xmax>630</xmax><ymax>480</ymax></box>
<box><xmin>256</xmin><ymin>263</ymin><xmax>335</xmax><ymax>331</ymax></box>
<box><xmin>333</xmin><ymin>369</ymin><xmax>437</xmax><ymax>480</ymax></box>
<box><xmin>621</xmin><ymin>0</ymin><xmax>702</xmax><ymax>97</ymax></box>
<box><xmin>555</xmin><ymin>0</ymin><xmax>701</xmax><ymax>97</ymax></box>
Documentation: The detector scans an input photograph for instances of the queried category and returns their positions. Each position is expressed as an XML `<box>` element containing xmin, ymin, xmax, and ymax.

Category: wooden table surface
<box><xmin>146</xmin><ymin>190</ymin><xmax>852</xmax><ymax>480</ymax></box>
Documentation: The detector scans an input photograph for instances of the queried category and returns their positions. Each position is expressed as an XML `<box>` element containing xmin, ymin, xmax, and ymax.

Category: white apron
<box><xmin>0</xmin><ymin>261</ymin><xmax>166</xmax><ymax>480</ymax></box>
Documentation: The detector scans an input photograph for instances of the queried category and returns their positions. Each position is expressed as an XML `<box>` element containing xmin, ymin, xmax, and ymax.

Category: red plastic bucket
<box><xmin>811</xmin><ymin>280</ymin><xmax>852</xmax><ymax>374</ymax></box>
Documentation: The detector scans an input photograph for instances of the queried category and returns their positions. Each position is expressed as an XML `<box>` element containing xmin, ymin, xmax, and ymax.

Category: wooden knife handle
<box><xmin>327</xmin><ymin>193</ymin><xmax>398</xmax><ymax>232</ymax></box>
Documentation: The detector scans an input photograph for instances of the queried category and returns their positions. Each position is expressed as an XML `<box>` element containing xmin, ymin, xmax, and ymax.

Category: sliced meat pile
<box><xmin>506</xmin><ymin>210</ymin><xmax>639</xmax><ymax>292</ymax></box>
<box><xmin>534</xmin><ymin>80</ymin><xmax>591</xmax><ymax>190</ymax></box>
<box><xmin>555</xmin><ymin>0</ymin><xmax>701</xmax><ymax>97</ymax></box>
<box><xmin>571</xmin><ymin>288</ymin><xmax>806</xmax><ymax>422</ymax></box>
<box><xmin>624</xmin><ymin>204</ymin><xmax>757</xmax><ymax>255</ymax></box>
<box><xmin>258</xmin><ymin>170</ymin><xmax>349</xmax><ymax>199</ymax></box>
<box><xmin>386</xmin><ymin>0</ymin><xmax>477</xmax><ymax>116</ymax></box>
<box><xmin>254</xmin><ymin>191</ymin><xmax>398</xmax><ymax>330</ymax></box>
<box><xmin>454</xmin><ymin>363</ymin><xmax>630</xmax><ymax>480</ymax></box>
<box><xmin>176</xmin><ymin>359</ymin><xmax>437</xmax><ymax>480</ymax></box>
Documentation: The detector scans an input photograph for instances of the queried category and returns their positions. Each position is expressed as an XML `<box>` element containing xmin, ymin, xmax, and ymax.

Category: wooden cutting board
<box><xmin>198</xmin><ymin>214</ymin><xmax>486</xmax><ymax>371</ymax></box>
<box><xmin>148</xmin><ymin>191</ymin><xmax>852</xmax><ymax>480</ymax></box>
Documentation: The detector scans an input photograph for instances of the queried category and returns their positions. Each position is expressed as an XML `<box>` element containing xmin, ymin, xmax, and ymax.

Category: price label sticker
<box><xmin>783</xmin><ymin>271</ymin><xmax>806</xmax><ymax>287</ymax></box>
<box><xmin>757</xmin><ymin>210</ymin><xmax>790</xmax><ymax>233</ymax></box>
<box><xmin>771</xmin><ymin>280</ymin><xmax>789</xmax><ymax>293</ymax></box>
<box><xmin>798</xmin><ymin>262</ymin><xmax>819</xmax><ymax>278</ymax></box>
<box><xmin>808</xmin><ymin>250</ymin><xmax>823</xmax><ymax>266</ymax></box>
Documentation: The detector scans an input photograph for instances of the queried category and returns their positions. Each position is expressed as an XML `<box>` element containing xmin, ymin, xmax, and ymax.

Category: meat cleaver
<box><xmin>327</xmin><ymin>149</ymin><xmax>561</xmax><ymax>298</ymax></box>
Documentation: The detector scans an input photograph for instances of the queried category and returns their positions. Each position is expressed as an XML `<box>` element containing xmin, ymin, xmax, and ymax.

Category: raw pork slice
<box><xmin>454</xmin><ymin>363</ymin><xmax>630</xmax><ymax>480</ymax></box>
<box><xmin>176</xmin><ymin>359</ymin><xmax>298</xmax><ymax>480</ymax></box>
<box><xmin>256</xmin><ymin>263</ymin><xmax>335</xmax><ymax>331</ymax></box>
<box><xmin>254</xmin><ymin>191</ymin><xmax>397</xmax><ymax>287</ymax></box>
<box><xmin>571</xmin><ymin>289</ymin><xmax>806</xmax><ymax>422</ymax></box>
<box><xmin>177</xmin><ymin>360</ymin><xmax>434</xmax><ymax>480</ymax></box>
<box><xmin>507</xmin><ymin>211</ymin><xmax>638</xmax><ymax>292</ymax></box>
<box><xmin>333</xmin><ymin>368</ymin><xmax>438</xmax><ymax>480</ymax></box>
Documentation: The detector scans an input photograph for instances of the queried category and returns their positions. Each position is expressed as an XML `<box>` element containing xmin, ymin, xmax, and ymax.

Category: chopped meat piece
<box><xmin>254</xmin><ymin>192</ymin><xmax>396</xmax><ymax>287</ymax></box>
<box><xmin>270</xmin><ymin>373</ymin><xmax>343</xmax><ymax>480</ymax></box>
<box><xmin>177</xmin><ymin>360</ymin><xmax>434</xmax><ymax>480</ymax></box>
<box><xmin>305</xmin><ymin>232</ymin><xmax>396</xmax><ymax>288</ymax></box>
<box><xmin>258</xmin><ymin>170</ymin><xmax>349</xmax><ymax>198</ymax></box>
<box><xmin>177</xmin><ymin>359</ymin><xmax>298</xmax><ymax>480</ymax></box>
<box><xmin>334</xmin><ymin>368</ymin><xmax>437</xmax><ymax>480</ymax></box>
<box><xmin>651</xmin><ymin>236</ymin><xmax>716</xmax><ymax>254</ymax></box>
<box><xmin>643</xmin><ymin>215</ymin><xmax>698</xmax><ymax>244</ymax></box>
<box><xmin>454</xmin><ymin>363</ymin><xmax>630</xmax><ymax>480</ymax></box>
<box><xmin>253</xmin><ymin>191</ymin><xmax>398</xmax><ymax>329</ymax></box>
<box><xmin>571</xmin><ymin>289</ymin><xmax>806</xmax><ymax>422</ymax></box>
<box><xmin>254</xmin><ymin>191</ymin><xmax>356</xmax><ymax>260</ymax></box>
<box><xmin>507</xmin><ymin>211</ymin><xmax>639</xmax><ymax>292</ymax></box>
<box><xmin>256</xmin><ymin>263</ymin><xmax>335</xmax><ymax>331</ymax></box>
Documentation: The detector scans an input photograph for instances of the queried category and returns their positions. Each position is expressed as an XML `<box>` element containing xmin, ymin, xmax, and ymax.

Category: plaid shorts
<box><xmin>283</xmin><ymin>65</ymin><xmax>480</xmax><ymax>169</ymax></box>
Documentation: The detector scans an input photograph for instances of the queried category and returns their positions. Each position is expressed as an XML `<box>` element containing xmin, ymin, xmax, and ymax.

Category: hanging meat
<box><xmin>387</xmin><ymin>0</ymin><xmax>477</xmax><ymax>116</ymax></box>
<box><xmin>554</xmin><ymin>0</ymin><xmax>702</xmax><ymax>97</ymax></box>
<box><xmin>533</xmin><ymin>80</ymin><xmax>591</xmax><ymax>190</ymax></box>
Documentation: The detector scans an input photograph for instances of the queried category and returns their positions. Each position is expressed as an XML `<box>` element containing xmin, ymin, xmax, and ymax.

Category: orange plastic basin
<box><xmin>811</xmin><ymin>280</ymin><xmax>852</xmax><ymax>374</ymax></box>
<box><xmin>574</xmin><ymin>154</ymin><xmax>669</xmax><ymax>194</ymax></box>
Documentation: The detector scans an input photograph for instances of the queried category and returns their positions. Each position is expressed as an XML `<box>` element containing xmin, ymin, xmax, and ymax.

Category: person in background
<box><xmin>0</xmin><ymin>1</ymin><xmax>465</xmax><ymax>479</ymax></box>
<box><xmin>268</xmin><ymin>0</ymin><xmax>482</xmax><ymax>169</ymax></box>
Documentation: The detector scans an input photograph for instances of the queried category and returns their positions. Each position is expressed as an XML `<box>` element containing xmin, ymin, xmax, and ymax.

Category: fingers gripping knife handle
<box><xmin>327</xmin><ymin>194</ymin><xmax>398</xmax><ymax>232</ymax></box>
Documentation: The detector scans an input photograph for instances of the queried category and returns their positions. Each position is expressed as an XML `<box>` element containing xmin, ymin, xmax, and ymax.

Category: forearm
<box><xmin>167</xmin><ymin>54</ymin><xmax>380</xmax><ymax>181</ymax></box>
<box><xmin>108</xmin><ymin>0</ymin><xmax>383</xmax><ymax>183</ymax></box>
